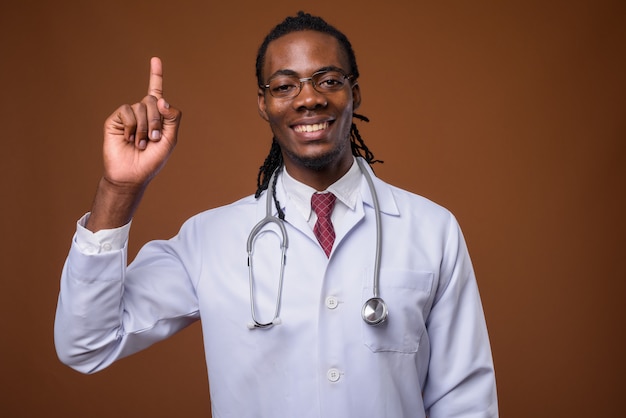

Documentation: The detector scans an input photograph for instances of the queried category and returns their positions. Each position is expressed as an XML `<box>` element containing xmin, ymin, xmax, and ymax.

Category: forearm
<box><xmin>86</xmin><ymin>177</ymin><xmax>147</xmax><ymax>232</ymax></box>
<box><xmin>54</xmin><ymin>240</ymin><xmax>129</xmax><ymax>373</ymax></box>
<box><xmin>424</xmin><ymin>216</ymin><xmax>498</xmax><ymax>416</ymax></box>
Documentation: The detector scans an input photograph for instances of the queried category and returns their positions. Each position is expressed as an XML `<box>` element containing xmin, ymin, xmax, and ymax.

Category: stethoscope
<box><xmin>246</xmin><ymin>158</ymin><xmax>388</xmax><ymax>330</ymax></box>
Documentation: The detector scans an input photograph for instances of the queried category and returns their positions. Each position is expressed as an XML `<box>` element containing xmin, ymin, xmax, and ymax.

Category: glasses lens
<box><xmin>312</xmin><ymin>71</ymin><xmax>347</xmax><ymax>92</ymax></box>
<box><xmin>266</xmin><ymin>71</ymin><xmax>349</xmax><ymax>98</ymax></box>
<box><xmin>267</xmin><ymin>76</ymin><xmax>300</xmax><ymax>98</ymax></box>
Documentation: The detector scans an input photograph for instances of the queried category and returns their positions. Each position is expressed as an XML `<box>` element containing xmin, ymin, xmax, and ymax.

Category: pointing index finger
<box><xmin>148</xmin><ymin>57</ymin><xmax>164</xmax><ymax>99</ymax></box>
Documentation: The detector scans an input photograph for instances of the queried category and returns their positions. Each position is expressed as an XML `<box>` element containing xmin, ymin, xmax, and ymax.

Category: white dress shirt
<box><xmin>55</xmin><ymin>157</ymin><xmax>498</xmax><ymax>417</ymax></box>
<box><xmin>281</xmin><ymin>158</ymin><xmax>361</xmax><ymax>231</ymax></box>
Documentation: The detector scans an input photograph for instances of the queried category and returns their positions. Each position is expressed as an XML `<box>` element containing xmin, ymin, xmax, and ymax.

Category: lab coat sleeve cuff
<box><xmin>74</xmin><ymin>213</ymin><xmax>131</xmax><ymax>254</ymax></box>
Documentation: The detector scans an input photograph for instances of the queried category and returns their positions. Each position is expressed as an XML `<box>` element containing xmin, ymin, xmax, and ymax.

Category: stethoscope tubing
<box><xmin>356</xmin><ymin>158</ymin><xmax>382</xmax><ymax>299</ymax></box>
<box><xmin>246</xmin><ymin>169</ymin><xmax>288</xmax><ymax>329</ymax></box>
<box><xmin>246</xmin><ymin>159</ymin><xmax>387</xmax><ymax>329</ymax></box>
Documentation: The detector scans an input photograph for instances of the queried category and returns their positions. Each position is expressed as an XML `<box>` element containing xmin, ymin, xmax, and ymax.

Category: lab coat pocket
<box><xmin>362</xmin><ymin>269</ymin><xmax>434</xmax><ymax>353</ymax></box>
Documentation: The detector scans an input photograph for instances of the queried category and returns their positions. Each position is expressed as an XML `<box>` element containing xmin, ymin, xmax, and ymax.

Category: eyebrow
<box><xmin>267</xmin><ymin>65</ymin><xmax>347</xmax><ymax>81</ymax></box>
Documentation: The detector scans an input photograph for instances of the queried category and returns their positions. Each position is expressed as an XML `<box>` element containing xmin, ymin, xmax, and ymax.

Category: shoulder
<box><xmin>177</xmin><ymin>193</ymin><xmax>261</xmax><ymax>235</ymax></box>
<box><xmin>400</xmin><ymin>188</ymin><xmax>454</xmax><ymax>222</ymax></box>
<box><xmin>374</xmin><ymin>175</ymin><xmax>456</xmax><ymax>225</ymax></box>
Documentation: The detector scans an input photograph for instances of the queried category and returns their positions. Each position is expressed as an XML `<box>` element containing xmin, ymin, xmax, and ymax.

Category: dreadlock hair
<box><xmin>254</xmin><ymin>11</ymin><xmax>383</xmax><ymax>205</ymax></box>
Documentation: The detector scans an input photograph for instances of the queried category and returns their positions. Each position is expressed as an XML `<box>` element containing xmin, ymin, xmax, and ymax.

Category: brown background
<box><xmin>1</xmin><ymin>0</ymin><xmax>624</xmax><ymax>417</ymax></box>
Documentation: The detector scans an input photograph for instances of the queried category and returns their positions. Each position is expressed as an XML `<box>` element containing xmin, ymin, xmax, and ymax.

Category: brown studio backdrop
<box><xmin>1</xmin><ymin>1</ymin><xmax>624</xmax><ymax>417</ymax></box>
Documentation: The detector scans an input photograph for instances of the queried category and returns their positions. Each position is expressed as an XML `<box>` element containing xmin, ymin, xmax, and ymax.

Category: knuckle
<box><xmin>132</xmin><ymin>101</ymin><xmax>146</xmax><ymax>109</ymax></box>
<box><xmin>143</xmin><ymin>94</ymin><xmax>158</xmax><ymax>104</ymax></box>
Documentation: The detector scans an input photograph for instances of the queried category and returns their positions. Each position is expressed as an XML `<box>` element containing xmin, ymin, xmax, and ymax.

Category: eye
<box><xmin>268</xmin><ymin>77</ymin><xmax>299</xmax><ymax>96</ymax></box>
<box><xmin>315</xmin><ymin>72</ymin><xmax>345</xmax><ymax>90</ymax></box>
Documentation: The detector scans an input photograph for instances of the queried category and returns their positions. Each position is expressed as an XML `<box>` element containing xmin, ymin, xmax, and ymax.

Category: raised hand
<box><xmin>102</xmin><ymin>57</ymin><xmax>181</xmax><ymax>187</ymax></box>
<box><xmin>87</xmin><ymin>57</ymin><xmax>182</xmax><ymax>231</ymax></box>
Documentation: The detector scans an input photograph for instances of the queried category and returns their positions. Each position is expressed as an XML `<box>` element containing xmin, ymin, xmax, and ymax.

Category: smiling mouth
<box><xmin>293</xmin><ymin>121</ymin><xmax>330</xmax><ymax>133</ymax></box>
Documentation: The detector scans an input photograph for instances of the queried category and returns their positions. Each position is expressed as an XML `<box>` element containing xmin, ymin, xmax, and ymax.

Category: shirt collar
<box><xmin>281</xmin><ymin>157</ymin><xmax>361</xmax><ymax>221</ymax></box>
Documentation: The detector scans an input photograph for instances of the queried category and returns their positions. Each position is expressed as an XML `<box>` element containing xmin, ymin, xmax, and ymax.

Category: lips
<box><xmin>292</xmin><ymin>121</ymin><xmax>330</xmax><ymax>133</ymax></box>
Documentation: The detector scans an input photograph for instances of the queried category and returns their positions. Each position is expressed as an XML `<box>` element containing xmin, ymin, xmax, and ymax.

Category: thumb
<box><xmin>157</xmin><ymin>98</ymin><xmax>182</xmax><ymax>136</ymax></box>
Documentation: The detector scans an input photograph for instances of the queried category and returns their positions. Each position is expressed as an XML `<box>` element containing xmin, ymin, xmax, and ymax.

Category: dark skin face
<box><xmin>258</xmin><ymin>30</ymin><xmax>361</xmax><ymax>191</ymax></box>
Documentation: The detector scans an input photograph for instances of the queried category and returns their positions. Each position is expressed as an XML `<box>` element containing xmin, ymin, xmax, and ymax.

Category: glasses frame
<box><xmin>262</xmin><ymin>69</ymin><xmax>355</xmax><ymax>99</ymax></box>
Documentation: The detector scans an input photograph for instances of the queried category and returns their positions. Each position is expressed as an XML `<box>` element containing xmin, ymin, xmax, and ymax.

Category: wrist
<box><xmin>85</xmin><ymin>177</ymin><xmax>147</xmax><ymax>232</ymax></box>
<box><xmin>99</xmin><ymin>175</ymin><xmax>149</xmax><ymax>196</ymax></box>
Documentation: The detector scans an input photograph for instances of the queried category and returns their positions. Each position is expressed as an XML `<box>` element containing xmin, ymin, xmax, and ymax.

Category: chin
<box><xmin>287</xmin><ymin>144</ymin><xmax>347</xmax><ymax>171</ymax></box>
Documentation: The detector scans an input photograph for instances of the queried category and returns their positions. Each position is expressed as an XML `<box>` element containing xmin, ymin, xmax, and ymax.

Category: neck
<box><xmin>283</xmin><ymin>155</ymin><xmax>353</xmax><ymax>191</ymax></box>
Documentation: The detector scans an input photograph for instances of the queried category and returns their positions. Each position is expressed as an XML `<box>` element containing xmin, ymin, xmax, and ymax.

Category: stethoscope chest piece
<box><xmin>361</xmin><ymin>297</ymin><xmax>388</xmax><ymax>326</ymax></box>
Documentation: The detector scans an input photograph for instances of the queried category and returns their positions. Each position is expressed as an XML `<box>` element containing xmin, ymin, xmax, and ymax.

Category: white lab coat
<box><xmin>55</xmin><ymin>159</ymin><xmax>498</xmax><ymax>417</ymax></box>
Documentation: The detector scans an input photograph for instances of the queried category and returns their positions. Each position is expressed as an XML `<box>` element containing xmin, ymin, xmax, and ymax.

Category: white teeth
<box><xmin>295</xmin><ymin>122</ymin><xmax>328</xmax><ymax>133</ymax></box>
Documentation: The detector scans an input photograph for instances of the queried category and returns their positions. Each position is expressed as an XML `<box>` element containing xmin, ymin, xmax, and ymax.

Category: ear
<box><xmin>258</xmin><ymin>88</ymin><xmax>269</xmax><ymax>121</ymax></box>
<box><xmin>351</xmin><ymin>82</ymin><xmax>362</xmax><ymax>111</ymax></box>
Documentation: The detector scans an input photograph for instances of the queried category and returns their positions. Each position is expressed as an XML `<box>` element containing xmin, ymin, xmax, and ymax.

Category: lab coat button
<box><xmin>82</xmin><ymin>245</ymin><xmax>97</xmax><ymax>255</ymax></box>
<box><xmin>325</xmin><ymin>296</ymin><xmax>338</xmax><ymax>309</ymax></box>
<box><xmin>102</xmin><ymin>243</ymin><xmax>112</xmax><ymax>251</ymax></box>
<box><xmin>327</xmin><ymin>368</ymin><xmax>341</xmax><ymax>382</ymax></box>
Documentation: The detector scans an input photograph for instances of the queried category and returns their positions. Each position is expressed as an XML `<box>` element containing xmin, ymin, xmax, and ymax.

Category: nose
<box><xmin>293</xmin><ymin>79</ymin><xmax>327</xmax><ymax>109</ymax></box>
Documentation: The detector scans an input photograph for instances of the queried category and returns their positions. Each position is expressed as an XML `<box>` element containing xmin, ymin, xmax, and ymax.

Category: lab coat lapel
<box><xmin>255</xmin><ymin>176</ymin><xmax>318</xmax><ymax>243</ymax></box>
<box><xmin>356</xmin><ymin>162</ymin><xmax>400</xmax><ymax>217</ymax></box>
<box><xmin>334</xmin><ymin>162</ymin><xmax>400</xmax><ymax>249</ymax></box>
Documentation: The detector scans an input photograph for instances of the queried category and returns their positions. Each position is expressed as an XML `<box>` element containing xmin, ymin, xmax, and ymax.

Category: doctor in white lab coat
<box><xmin>54</xmin><ymin>12</ymin><xmax>498</xmax><ymax>418</ymax></box>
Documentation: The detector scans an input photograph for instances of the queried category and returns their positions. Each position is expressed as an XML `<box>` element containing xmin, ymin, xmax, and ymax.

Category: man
<box><xmin>55</xmin><ymin>12</ymin><xmax>498</xmax><ymax>417</ymax></box>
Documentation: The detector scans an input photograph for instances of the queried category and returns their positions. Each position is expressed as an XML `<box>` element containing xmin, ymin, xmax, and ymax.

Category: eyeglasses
<box><xmin>263</xmin><ymin>69</ymin><xmax>354</xmax><ymax>99</ymax></box>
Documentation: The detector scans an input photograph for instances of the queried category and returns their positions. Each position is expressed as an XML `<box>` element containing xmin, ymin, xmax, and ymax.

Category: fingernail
<box><xmin>151</xmin><ymin>130</ymin><xmax>161</xmax><ymax>140</ymax></box>
<box><xmin>138</xmin><ymin>139</ymin><xmax>147</xmax><ymax>149</ymax></box>
<box><xmin>163</xmin><ymin>100</ymin><xmax>170</xmax><ymax>109</ymax></box>
<box><xmin>129</xmin><ymin>134</ymin><xmax>135</xmax><ymax>143</ymax></box>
